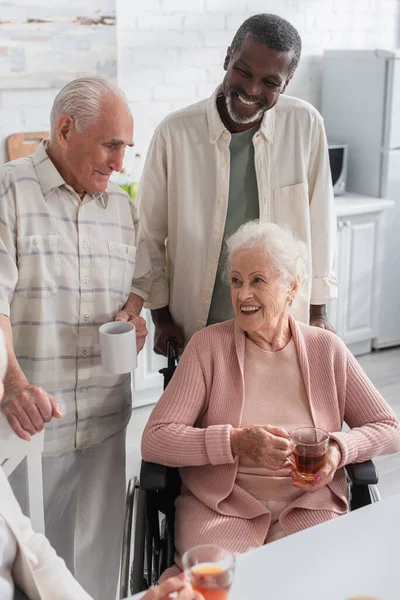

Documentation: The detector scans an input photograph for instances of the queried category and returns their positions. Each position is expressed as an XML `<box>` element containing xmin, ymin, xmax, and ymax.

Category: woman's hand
<box><xmin>230</xmin><ymin>425</ymin><xmax>292</xmax><ymax>470</ymax></box>
<box><xmin>289</xmin><ymin>441</ymin><xmax>342</xmax><ymax>492</ymax></box>
<box><xmin>142</xmin><ymin>575</ymin><xmax>204</xmax><ymax>599</ymax></box>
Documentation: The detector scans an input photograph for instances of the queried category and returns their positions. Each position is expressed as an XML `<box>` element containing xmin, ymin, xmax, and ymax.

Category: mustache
<box><xmin>227</xmin><ymin>86</ymin><xmax>268</xmax><ymax>108</ymax></box>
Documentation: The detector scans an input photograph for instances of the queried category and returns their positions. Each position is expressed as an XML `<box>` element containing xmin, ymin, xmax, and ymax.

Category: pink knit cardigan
<box><xmin>142</xmin><ymin>317</ymin><xmax>400</xmax><ymax>563</ymax></box>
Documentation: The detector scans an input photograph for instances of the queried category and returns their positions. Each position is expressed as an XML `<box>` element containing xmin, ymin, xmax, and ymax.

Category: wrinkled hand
<box><xmin>115</xmin><ymin>311</ymin><xmax>148</xmax><ymax>353</ymax></box>
<box><xmin>1</xmin><ymin>383</ymin><xmax>62</xmax><ymax>441</ymax></box>
<box><xmin>143</xmin><ymin>575</ymin><xmax>204</xmax><ymax>600</ymax></box>
<box><xmin>153</xmin><ymin>322</ymin><xmax>185</xmax><ymax>357</ymax></box>
<box><xmin>230</xmin><ymin>425</ymin><xmax>292</xmax><ymax>470</ymax></box>
<box><xmin>309</xmin><ymin>316</ymin><xmax>336</xmax><ymax>333</ymax></box>
<box><xmin>290</xmin><ymin>441</ymin><xmax>342</xmax><ymax>492</ymax></box>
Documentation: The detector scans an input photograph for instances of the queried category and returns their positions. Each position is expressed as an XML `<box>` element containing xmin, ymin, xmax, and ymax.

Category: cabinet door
<box><xmin>132</xmin><ymin>309</ymin><xmax>166</xmax><ymax>408</ymax></box>
<box><xmin>340</xmin><ymin>215</ymin><xmax>377</xmax><ymax>345</ymax></box>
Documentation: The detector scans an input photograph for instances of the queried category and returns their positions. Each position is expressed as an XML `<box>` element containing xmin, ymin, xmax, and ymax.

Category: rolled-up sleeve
<box><xmin>308</xmin><ymin>116</ymin><xmax>338</xmax><ymax>304</ymax></box>
<box><xmin>130</xmin><ymin>202</ymin><xmax>152</xmax><ymax>301</ymax></box>
<box><xmin>0</xmin><ymin>174</ymin><xmax>18</xmax><ymax>317</ymax></box>
<box><xmin>137</xmin><ymin>126</ymin><xmax>170</xmax><ymax>310</ymax></box>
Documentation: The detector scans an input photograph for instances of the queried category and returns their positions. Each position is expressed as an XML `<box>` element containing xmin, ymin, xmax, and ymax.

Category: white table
<box><xmin>0</xmin><ymin>411</ymin><xmax>45</xmax><ymax>533</ymax></box>
<box><xmin>129</xmin><ymin>494</ymin><xmax>399</xmax><ymax>599</ymax></box>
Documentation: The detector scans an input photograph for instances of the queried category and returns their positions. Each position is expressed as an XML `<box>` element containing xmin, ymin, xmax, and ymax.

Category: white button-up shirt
<box><xmin>0</xmin><ymin>142</ymin><xmax>152</xmax><ymax>457</ymax></box>
<box><xmin>138</xmin><ymin>88</ymin><xmax>337</xmax><ymax>343</ymax></box>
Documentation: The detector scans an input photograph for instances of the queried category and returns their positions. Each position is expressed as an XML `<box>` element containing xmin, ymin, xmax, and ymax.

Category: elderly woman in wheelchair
<box><xmin>142</xmin><ymin>221</ymin><xmax>400</xmax><ymax>579</ymax></box>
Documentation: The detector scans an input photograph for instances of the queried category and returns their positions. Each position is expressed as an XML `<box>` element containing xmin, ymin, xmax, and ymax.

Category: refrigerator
<box><xmin>322</xmin><ymin>49</ymin><xmax>400</xmax><ymax>349</ymax></box>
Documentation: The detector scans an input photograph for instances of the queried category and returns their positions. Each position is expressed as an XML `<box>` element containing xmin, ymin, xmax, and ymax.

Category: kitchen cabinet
<box><xmin>328</xmin><ymin>193</ymin><xmax>393</xmax><ymax>356</ymax></box>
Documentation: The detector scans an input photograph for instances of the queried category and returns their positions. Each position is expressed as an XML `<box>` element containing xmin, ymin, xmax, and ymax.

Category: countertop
<box><xmin>334</xmin><ymin>192</ymin><xmax>394</xmax><ymax>217</ymax></box>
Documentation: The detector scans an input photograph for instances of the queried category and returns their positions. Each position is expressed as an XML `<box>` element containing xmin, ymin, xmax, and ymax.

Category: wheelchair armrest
<box><xmin>345</xmin><ymin>460</ymin><xmax>378</xmax><ymax>486</ymax></box>
<box><xmin>140</xmin><ymin>461</ymin><xmax>168</xmax><ymax>491</ymax></box>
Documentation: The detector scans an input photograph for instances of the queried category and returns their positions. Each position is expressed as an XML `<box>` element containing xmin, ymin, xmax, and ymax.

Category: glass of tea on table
<box><xmin>182</xmin><ymin>544</ymin><xmax>235</xmax><ymax>600</ymax></box>
<box><xmin>290</xmin><ymin>427</ymin><xmax>330</xmax><ymax>481</ymax></box>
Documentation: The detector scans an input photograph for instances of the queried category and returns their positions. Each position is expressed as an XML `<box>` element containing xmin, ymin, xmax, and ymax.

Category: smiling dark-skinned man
<box><xmin>138</xmin><ymin>13</ymin><xmax>337</xmax><ymax>356</ymax></box>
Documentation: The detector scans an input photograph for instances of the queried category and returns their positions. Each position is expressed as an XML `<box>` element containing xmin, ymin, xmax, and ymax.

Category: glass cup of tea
<box><xmin>290</xmin><ymin>427</ymin><xmax>330</xmax><ymax>481</ymax></box>
<box><xmin>182</xmin><ymin>544</ymin><xmax>235</xmax><ymax>600</ymax></box>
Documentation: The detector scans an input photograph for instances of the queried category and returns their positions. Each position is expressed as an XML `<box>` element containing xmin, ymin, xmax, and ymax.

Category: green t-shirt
<box><xmin>207</xmin><ymin>124</ymin><xmax>260</xmax><ymax>326</ymax></box>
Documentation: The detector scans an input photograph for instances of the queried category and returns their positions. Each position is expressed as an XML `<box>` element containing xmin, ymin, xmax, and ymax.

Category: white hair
<box><xmin>50</xmin><ymin>76</ymin><xmax>128</xmax><ymax>135</ymax></box>
<box><xmin>0</xmin><ymin>329</ymin><xmax>7</xmax><ymax>382</ymax></box>
<box><xmin>224</xmin><ymin>220</ymin><xmax>308</xmax><ymax>302</ymax></box>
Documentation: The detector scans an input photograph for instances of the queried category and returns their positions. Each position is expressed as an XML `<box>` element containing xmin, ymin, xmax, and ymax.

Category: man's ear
<box><xmin>56</xmin><ymin>114</ymin><xmax>74</xmax><ymax>149</ymax></box>
<box><xmin>223</xmin><ymin>46</ymin><xmax>231</xmax><ymax>71</ymax></box>
<box><xmin>280</xmin><ymin>76</ymin><xmax>292</xmax><ymax>95</ymax></box>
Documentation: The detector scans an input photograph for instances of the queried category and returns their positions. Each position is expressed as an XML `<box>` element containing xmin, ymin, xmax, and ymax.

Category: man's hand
<box><xmin>142</xmin><ymin>575</ymin><xmax>204</xmax><ymax>600</ymax></box>
<box><xmin>115</xmin><ymin>310</ymin><xmax>148</xmax><ymax>353</ymax></box>
<box><xmin>151</xmin><ymin>307</ymin><xmax>185</xmax><ymax>356</ymax></box>
<box><xmin>1</xmin><ymin>382</ymin><xmax>62</xmax><ymax>441</ymax></box>
<box><xmin>309</xmin><ymin>304</ymin><xmax>335</xmax><ymax>333</ymax></box>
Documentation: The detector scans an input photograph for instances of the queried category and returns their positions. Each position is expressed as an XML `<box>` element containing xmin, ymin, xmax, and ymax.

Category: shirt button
<box><xmin>215</xmin><ymin>230</ymin><xmax>222</xmax><ymax>236</ymax></box>
<box><xmin>81</xmin><ymin>349</ymin><xmax>87</xmax><ymax>358</ymax></box>
<box><xmin>211</xmin><ymin>134</ymin><xmax>216</xmax><ymax>141</ymax></box>
<box><xmin>82</xmin><ymin>241</ymin><xmax>88</xmax><ymax>249</ymax></box>
<box><xmin>84</xmin><ymin>313</ymin><xmax>90</xmax><ymax>321</ymax></box>
<box><xmin>203</xmin><ymin>292</ymin><xmax>210</xmax><ymax>300</ymax></box>
<box><xmin>83</xmin><ymin>276</ymin><xmax>89</xmax><ymax>284</ymax></box>
<box><xmin>218</xmin><ymin>198</ymin><xmax>225</xmax><ymax>204</ymax></box>
<box><xmin>210</xmin><ymin>258</ymin><xmax>217</xmax><ymax>265</ymax></box>
<box><xmin>221</xmin><ymin>161</ymin><xmax>227</xmax><ymax>168</ymax></box>
<box><xmin>223</xmin><ymin>132</ymin><xmax>229</xmax><ymax>140</ymax></box>
<box><xmin>197</xmin><ymin>325</ymin><xmax>202</xmax><ymax>331</ymax></box>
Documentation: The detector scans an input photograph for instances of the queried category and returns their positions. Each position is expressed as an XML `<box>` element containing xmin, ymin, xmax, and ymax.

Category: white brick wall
<box><xmin>0</xmin><ymin>1</ymin><xmax>399</xmax><ymax>170</ymax></box>
<box><xmin>117</xmin><ymin>0</ymin><xmax>400</xmax><ymax>177</ymax></box>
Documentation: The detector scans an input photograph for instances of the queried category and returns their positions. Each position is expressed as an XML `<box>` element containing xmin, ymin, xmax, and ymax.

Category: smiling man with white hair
<box><xmin>0</xmin><ymin>76</ymin><xmax>152</xmax><ymax>600</ymax></box>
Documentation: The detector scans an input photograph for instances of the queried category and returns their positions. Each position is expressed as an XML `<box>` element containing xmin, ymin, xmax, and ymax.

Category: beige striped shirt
<box><xmin>0</xmin><ymin>141</ymin><xmax>152</xmax><ymax>457</ymax></box>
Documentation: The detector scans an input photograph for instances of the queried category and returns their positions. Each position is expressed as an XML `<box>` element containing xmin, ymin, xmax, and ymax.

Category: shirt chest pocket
<box><xmin>17</xmin><ymin>234</ymin><xmax>62</xmax><ymax>298</ymax></box>
<box><xmin>108</xmin><ymin>240</ymin><xmax>136</xmax><ymax>303</ymax></box>
<box><xmin>272</xmin><ymin>181</ymin><xmax>310</xmax><ymax>244</ymax></box>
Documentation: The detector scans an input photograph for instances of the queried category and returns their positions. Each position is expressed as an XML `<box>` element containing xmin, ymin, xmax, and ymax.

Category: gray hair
<box><xmin>224</xmin><ymin>221</ymin><xmax>308</xmax><ymax>301</ymax></box>
<box><xmin>50</xmin><ymin>76</ymin><xmax>127</xmax><ymax>135</ymax></box>
<box><xmin>230</xmin><ymin>14</ymin><xmax>302</xmax><ymax>78</ymax></box>
<box><xmin>0</xmin><ymin>329</ymin><xmax>7</xmax><ymax>382</ymax></box>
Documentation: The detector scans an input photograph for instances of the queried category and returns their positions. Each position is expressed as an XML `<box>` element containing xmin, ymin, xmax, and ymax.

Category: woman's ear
<box><xmin>291</xmin><ymin>276</ymin><xmax>300</xmax><ymax>300</ymax></box>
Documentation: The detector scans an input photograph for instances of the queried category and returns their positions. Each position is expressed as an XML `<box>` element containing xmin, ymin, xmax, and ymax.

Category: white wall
<box><xmin>117</xmin><ymin>0</ymin><xmax>400</xmax><ymax>176</ymax></box>
<box><xmin>0</xmin><ymin>1</ymin><xmax>117</xmax><ymax>165</ymax></box>
<box><xmin>0</xmin><ymin>1</ymin><xmax>399</xmax><ymax>169</ymax></box>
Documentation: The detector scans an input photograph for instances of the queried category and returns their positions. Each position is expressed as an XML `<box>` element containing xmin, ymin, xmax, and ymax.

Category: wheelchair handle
<box><xmin>165</xmin><ymin>337</ymin><xmax>178</xmax><ymax>367</ymax></box>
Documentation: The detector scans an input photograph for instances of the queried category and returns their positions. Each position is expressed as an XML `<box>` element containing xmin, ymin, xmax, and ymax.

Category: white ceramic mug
<box><xmin>99</xmin><ymin>321</ymin><xmax>137</xmax><ymax>375</ymax></box>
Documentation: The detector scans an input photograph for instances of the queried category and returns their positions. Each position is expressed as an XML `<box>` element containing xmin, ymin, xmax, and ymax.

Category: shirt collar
<box><xmin>206</xmin><ymin>85</ymin><xmax>276</xmax><ymax>144</ymax></box>
<box><xmin>32</xmin><ymin>140</ymin><xmax>109</xmax><ymax>208</ymax></box>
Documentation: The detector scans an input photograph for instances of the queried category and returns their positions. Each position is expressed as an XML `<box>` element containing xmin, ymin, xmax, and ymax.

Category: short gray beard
<box><xmin>225</xmin><ymin>91</ymin><xmax>266</xmax><ymax>125</ymax></box>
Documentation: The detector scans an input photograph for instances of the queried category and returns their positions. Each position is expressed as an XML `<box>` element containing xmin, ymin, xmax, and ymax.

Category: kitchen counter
<box><xmin>334</xmin><ymin>192</ymin><xmax>394</xmax><ymax>217</ymax></box>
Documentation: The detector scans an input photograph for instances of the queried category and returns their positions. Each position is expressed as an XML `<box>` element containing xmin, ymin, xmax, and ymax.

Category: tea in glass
<box><xmin>182</xmin><ymin>545</ymin><xmax>235</xmax><ymax>600</ymax></box>
<box><xmin>291</xmin><ymin>427</ymin><xmax>330</xmax><ymax>481</ymax></box>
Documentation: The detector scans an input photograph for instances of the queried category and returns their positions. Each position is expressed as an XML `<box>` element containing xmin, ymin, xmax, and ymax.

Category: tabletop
<box><xmin>128</xmin><ymin>494</ymin><xmax>400</xmax><ymax>600</ymax></box>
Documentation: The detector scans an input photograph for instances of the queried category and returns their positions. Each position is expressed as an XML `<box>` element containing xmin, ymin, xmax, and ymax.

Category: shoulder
<box><xmin>0</xmin><ymin>156</ymin><xmax>36</xmax><ymax>190</ymax></box>
<box><xmin>185</xmin><ymin>320</ymin><xmax>236</xmax><ymax>358</ymax></box>
<box><xmin>156</xmin><ymin>97</ymin><xmax>208</xmax><ymax>136</ymax></box>
<box><xmin>276</xmin><ymin>95</ymin><xmax>324</xmax><ymax>124</ymax></box>
<box><xmin>106</xmin><ymin>179</ymin><xmax>130</xmax><ymax>200</ymax></box>
<box><xmin>297</xmin><ymin>321</ymin><xmax>348</xmax><ymax>358</ymax></box>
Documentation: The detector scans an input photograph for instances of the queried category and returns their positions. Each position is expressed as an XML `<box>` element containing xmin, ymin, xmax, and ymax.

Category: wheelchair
<box><xmin>119</xmin><ymin>343</ymin><xmax>381</xmax><ymax>598</ymax></box>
